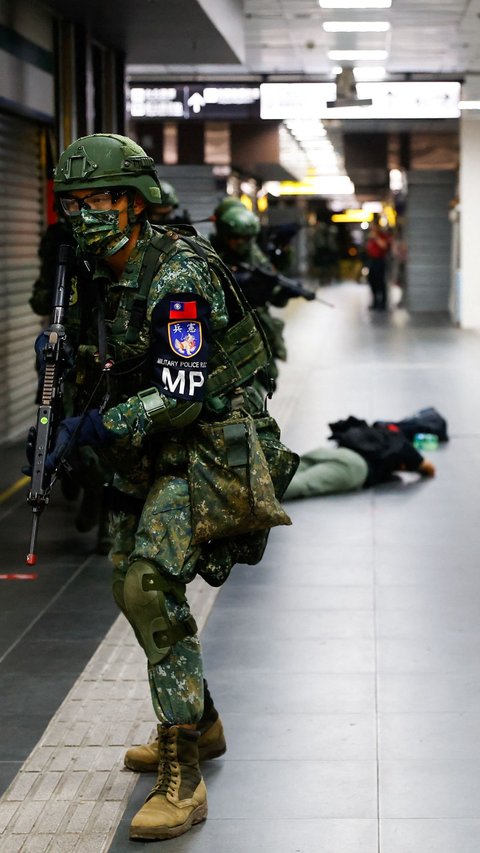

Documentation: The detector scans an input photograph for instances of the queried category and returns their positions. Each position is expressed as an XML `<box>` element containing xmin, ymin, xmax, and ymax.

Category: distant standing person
<box><xmin>365</xmin><ymin>219</ymin><xmax>391</xmax><ymax>310</ymax></box>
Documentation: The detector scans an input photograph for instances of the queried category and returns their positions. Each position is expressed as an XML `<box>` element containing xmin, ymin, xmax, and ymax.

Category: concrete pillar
<box><xmin>459</xmin><ymin>113</ymin><xmax>480</xmax><ymax>328</ymax></box>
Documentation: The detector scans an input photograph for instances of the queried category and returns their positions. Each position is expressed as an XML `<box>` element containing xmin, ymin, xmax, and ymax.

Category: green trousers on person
<box><xmin>283</xmin><ymin>446</ymin><xmax>368</xmax><ymax>499</ymax></box>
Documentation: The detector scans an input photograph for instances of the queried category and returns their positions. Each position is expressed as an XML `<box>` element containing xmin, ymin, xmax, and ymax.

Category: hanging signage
<box><xmin>129</xmin><ymin>85</ymin><xmax>261</xmax><ymax>120</ymax></box>
<box><xmin>260</xmin><ymin>82</ymin><xmax>461</xmax><ymax>120</ymax></box>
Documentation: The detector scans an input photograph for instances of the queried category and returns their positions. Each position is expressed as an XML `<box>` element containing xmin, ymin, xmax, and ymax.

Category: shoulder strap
<box><xmin>154</xmin><ymin>225</ymin><xmax>255</xmax><ymax>321</ymax></box>
<box><xmin>124</xmin><ymin>231</ymin><xmax>179</xmax><ymax>344</ymax></box>
<box><xmin>175</xmin><ymin>231</ymin><xmax>272</xmax><ymax>375</ymax></box>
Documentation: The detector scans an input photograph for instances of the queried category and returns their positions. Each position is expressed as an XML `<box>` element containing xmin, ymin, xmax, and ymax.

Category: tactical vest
<box><xmin>74</xmin><ymin>225</ymin><xmax>270</xmax><ymax>409</ymax></box>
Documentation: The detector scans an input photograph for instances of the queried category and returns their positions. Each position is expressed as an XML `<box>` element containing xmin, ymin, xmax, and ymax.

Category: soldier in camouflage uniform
<box><xmin>211</xmin><ymin>205</ymin><xmax>288</xmax><ymax>392</ymax></box>
<box><xmin>148</xmin><ymin>179</ymin><xmax>191</xmax><ymax>226</ymax></box>
<box><xmin>46</xmin><ymin>133</ymin><xmax>293</xmax><ymax>841</ymax></box>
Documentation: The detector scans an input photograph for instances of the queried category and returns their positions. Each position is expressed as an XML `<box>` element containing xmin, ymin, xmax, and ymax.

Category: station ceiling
<box><xmin>46</xmin><ymin>0</ymin><xmax>245</xmax><ymax>65</ymax></box>
<box><xmin>124</xmin><ymin>0</ymin><xmax>480</xmax><ymax>82</ymax></box>
<box><xmin>48</xmin><ymin>0</ymin><xmax>478</xmax><ymax>195</ymax></box>
<box><xmin>47</xmin><ymin>0</ymin><xmax>480</xmax><ymax>82</ymax></box>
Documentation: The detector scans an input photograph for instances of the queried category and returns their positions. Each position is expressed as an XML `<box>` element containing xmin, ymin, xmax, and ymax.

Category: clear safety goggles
<box><xmin>59</xmin><ymin>189</ymin><xmax>128</xmax><ymax>216</ymax></box>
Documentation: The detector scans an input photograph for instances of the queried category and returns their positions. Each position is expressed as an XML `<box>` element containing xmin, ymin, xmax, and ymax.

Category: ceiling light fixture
<box><xmin>328</xmin><ymin>50</ymin><xmax>388</xmax><ymax>60</ymax></box>
<box><xmin>323</xmin><ymin>21</ymin><xmax>390</xmax><ymax>31</ymax></box>
<box><xmin>459</xmin><ymin>100</ymin><xmax>480</xmax><ymax>110</ymax></box>
<box><xmin>319</xmin><ymin>0</ymin><xmax>391</xmax><ymax>7</ymax></box>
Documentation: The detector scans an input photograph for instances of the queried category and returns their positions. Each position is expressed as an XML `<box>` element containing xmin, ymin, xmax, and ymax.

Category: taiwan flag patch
<box><xmin>169</xmin><ymin>300</ymin><xmax>197</xmax><ymax>320</ymax></box>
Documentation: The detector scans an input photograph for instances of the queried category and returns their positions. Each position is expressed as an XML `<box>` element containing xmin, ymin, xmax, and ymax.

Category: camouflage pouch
<box><xmin>188</xmin><ymin>414</ymin><xmax>293</xmax><ymax>544</ymax></box>
<box><xmin>253</xmin><ymin>414</ymin><xmax>299</xmax><ymax>499</ymax></box>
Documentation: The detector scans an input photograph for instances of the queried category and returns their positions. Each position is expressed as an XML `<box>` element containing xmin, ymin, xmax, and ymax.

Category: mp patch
<box><xmin>151</xmin><ymin>292</ymin><xmax>211</xmax><ymax>402</ymax></box>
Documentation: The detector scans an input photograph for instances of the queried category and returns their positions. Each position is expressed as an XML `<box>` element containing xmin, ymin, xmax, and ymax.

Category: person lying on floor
<box><xmin>283</xmin><ymin>420</ymin><xmax>435</xmax><ymax>500</ymax></box>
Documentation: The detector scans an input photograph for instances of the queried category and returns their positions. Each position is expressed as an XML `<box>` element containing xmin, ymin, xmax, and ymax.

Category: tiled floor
<box><xmin>3</xmin><ymin>280</ymin><xmax>480</xmax><ymax>851</ymax></box>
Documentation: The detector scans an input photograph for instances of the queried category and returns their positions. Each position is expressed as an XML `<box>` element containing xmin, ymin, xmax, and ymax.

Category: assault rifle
<box><xmin>26</xmin><ymin>244</ymin><xmax>75</xmax><ymax>566</ymax></box>
<box><xmin>233</xmin><ymin>263</ymin><xmax>334</xmax><ymax>308</ymax></box>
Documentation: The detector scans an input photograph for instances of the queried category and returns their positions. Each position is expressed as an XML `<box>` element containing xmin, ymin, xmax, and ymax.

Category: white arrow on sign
<box><xmin>187</xmin><ymin>92</ymin><xmax>206</xmax><ymax>114</ymax></box>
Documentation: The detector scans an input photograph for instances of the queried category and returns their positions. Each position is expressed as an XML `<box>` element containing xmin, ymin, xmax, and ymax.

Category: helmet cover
<box><xmin>54</xmin><ymin>134</ymin><xmax>163</xmax><ymax>204</ymax></box>
<box><xmin>217</xmin><ymin>205</ymin><xmax>260</xmax><ymax>238</ymax></box>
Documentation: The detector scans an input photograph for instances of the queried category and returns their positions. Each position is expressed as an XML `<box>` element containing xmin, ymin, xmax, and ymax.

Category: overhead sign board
<box><xmin>260</xmin><ymin>82</ymin><xmax>461</xmax><ymax>120</ymax></box>
<box><xmin>129</xmin><ymin>85</ymin><xmax>261</xmax><ymax>120</ymax></box>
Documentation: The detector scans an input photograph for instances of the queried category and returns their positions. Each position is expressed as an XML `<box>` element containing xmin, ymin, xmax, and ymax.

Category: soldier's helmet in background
<box><xmin>158</xmin><ymin>180</ymin><xmax>179</xmax><ymax>209</ymax></box>
<box><xmin>216</xmin><ymin>205</ymin><xmax>260</xmax><ymax>239</ymax></box>
<box><xmin>213</xmin><ymin>196</ymin><xmax>246</xmax><ymax>221</ymax></box>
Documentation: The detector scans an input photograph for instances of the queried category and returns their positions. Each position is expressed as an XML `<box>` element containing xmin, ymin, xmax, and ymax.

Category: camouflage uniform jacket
<box><xmin>67</xmin><ymin>221</ymin><xmax>244</xmax><ymax>496</ymax></box>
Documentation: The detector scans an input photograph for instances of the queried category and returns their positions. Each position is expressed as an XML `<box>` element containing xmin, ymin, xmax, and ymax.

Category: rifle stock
<box><xmin>26</xmin><ymin>244</ymin><xmax>75</xmax><ymax>565</ymax></box>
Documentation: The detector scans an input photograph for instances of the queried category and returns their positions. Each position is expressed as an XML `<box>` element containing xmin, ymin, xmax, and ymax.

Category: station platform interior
<box><xmin>2</xmin><ymin>277</ymin><xmax>480</xmax><ymax>852</ymax></box>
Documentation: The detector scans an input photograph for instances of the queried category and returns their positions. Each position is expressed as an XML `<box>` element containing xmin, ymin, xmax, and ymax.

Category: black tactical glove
<box><xmin>45</xmin><ymin>410</ymin><xmax>112</xmax><ymax>473</ymax></box>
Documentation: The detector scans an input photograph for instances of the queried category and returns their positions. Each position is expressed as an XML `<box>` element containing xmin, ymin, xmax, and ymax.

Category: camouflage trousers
<box><xmin>109</xmin><ymin>474</ymin><xmax>204</xmax><ymax>726</ymax></box>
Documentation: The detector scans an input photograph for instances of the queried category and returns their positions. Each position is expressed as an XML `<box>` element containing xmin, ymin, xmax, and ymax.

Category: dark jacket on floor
<box><xmin>328</xmin><ymin>417</ymin><xmax>424</xmax><ymax>487</ymax></box>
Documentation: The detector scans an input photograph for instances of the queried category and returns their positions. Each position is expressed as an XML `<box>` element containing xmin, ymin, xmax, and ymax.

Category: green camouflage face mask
<box><xmin>71</xmin><ymin>208</ymin><xmax>132</xmax><ymax>257</ymax></box>
<box><xmin>228</xmin><ymin>237</ymin><xmax>252</xmax><ymax>259</ymax></box>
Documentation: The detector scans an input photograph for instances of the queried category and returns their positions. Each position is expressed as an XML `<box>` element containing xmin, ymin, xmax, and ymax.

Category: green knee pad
<box><xmin>111</xmin><ymin>567</ymin><xmax>127</xmax><ymax>615</ymax></box>
<box><xmin>123</xmin><ymin>559</ymin><xmax>197</xmax><ymax>665</ymax></box>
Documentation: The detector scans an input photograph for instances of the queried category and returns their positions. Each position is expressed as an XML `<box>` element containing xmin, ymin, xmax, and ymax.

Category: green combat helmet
<box><xmin>148</xmin><ymin>180</ymin><xmax>180</xmax><ymax>224</ymax></box>
<box><xmin>216</xmin><ymin>205</ymin><xmax>261</xmax><ymax>240</ymax></box>
<box><xmin>53</xmin><ymin>134</ymin><xmax>163</xmax><ymax>204</ymax></box>
<box><xmin>158</xmin><ymin>180</ymin><xmax>179</xmax><ymax>209</ymax></box>
<box><xmin>213</xmin><ymin>196</ymin><xmax>245</xmax><ymax>221</ymax></box>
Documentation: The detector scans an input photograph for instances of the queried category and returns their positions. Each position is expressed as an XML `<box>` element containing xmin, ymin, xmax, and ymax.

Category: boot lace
<box><xmin>150</xmin><ymin>729</ymin><xmax>180</xmax><ymax>797</ymax></box>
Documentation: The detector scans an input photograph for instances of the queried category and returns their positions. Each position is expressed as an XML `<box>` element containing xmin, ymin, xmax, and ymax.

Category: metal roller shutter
<box><xmin>0</xmin><ymin>113</ymin><xmax>43</xmax><ymax>445</ymax></box>
<box><xmin>406</xmin><ymin>170</ymin><xmax>456</xmax><ymax>313</ymax></box>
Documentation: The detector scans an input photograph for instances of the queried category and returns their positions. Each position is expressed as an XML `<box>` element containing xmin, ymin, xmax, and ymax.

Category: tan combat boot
<box><xmin>129</xmin><ymin>725</ymin><xmax>207</xmax><ymax>840</ymax></box>
<box><xmin>124</xmin><ymin>679</ymin><xmax>226</xmax><ymax>771</ymax></box>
